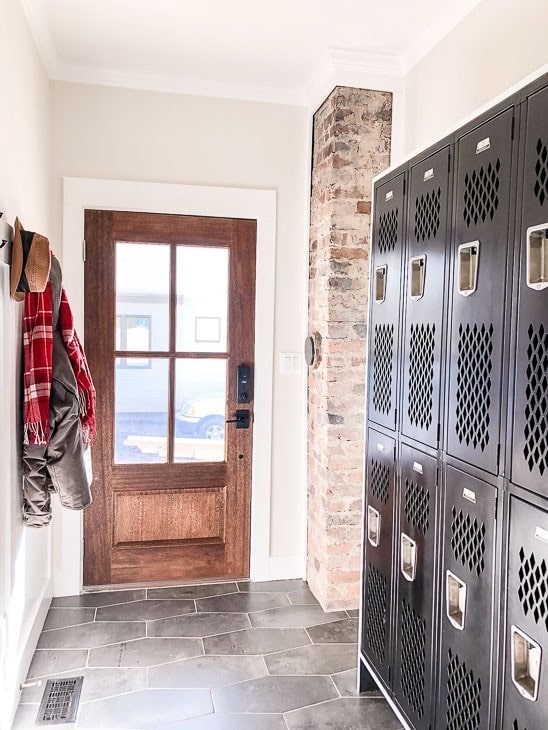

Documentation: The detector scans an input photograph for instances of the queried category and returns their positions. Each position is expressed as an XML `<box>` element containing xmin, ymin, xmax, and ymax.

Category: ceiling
<box><xmin>21</xmin><ymin>0</ymin><xmax>483</xmax><ymax>105</ymax></box>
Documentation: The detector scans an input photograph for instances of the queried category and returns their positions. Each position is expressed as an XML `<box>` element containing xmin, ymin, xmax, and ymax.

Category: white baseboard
<box><xmin>3</xmin><ymin>579</ymin><xmax>51</xmax><ymax>730</ymax></box>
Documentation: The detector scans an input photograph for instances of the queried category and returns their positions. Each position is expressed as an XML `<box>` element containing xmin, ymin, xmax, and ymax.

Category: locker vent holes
<box><xmin>518</xmin><ymin>547</ymin><xmax>548</xmax><ymax>631</ymax></box>
<box><xmin>365</xmin><ymin>564</ymin><xmax>387</xmax><ymax>662</ymax></box>
<box><xmin>523</xmin><ymin>323</ymin><xmax>548</xmax><ymax>475</ymax></box>
<box><xmin>370</xmin><ymin>459</ymin><xmax>390</xmax><ymax>505</ymax></box>
<box><xmin>463</xmin><ymin>159</ymin><xmax>501</xmax><ymax>227</ymax></box>
<box><xmin>408</xmin><ymin>323</ymin><xmax>436</xmax><ymax>430</ymax></box>
<box><xmin>451</xmin><ymin>506</ymin><xmax>486</xmax><ymax>577</ymax></box>
<box><xmin>378</xmin><ymin>208</ymin><xmax>398</xmax><ymax>254</ymax></box>
<box><xmin>455</xmin><ymin>322</ymin><xmax>494</xmax><ymax>451</ymax></box>
<box><xmin>446</xmin><ymin>649</ymin><xmax>482</xmax><ymax>730</ymax></box>
<box><xmin>414</xmin><ymin>187</ymin><xmax>441</xmax><ymax>241</ymax></box>
<box><xmin>373</xmin><ymin>324</ymin><xmax>394</xmax><ymax>415</ymax></box>
<box><xmin>535</xmin><ymin>138</ymin><xmax>548</xmax><ymax>205</ymax></box>
<box><xmin>404</xmin><ymin>479</ymin><xmax>430</xmax><ymax>535</ymax></box>
<box><xmin>400</xmin><ymin>600</ymin><xmax>426</xmax><ymax>717</ymax></box>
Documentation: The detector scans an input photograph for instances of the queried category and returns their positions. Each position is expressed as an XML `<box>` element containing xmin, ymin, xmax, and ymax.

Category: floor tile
<box><xmin>196</xmin><ymin>592</ymin><xmax>289</xmax><ymax>614</ymax></box>
<box><xmin>148</xmin><ymin>612</ymin><xmax>251</xmax><ymax>638</ymax></box>
<box><xmin>203</xmin><ymin>627</ymin><xmax>310</xmax><ymax>656</ymax></box>
<box><xmin>306</xmin><ymin>618</ymin><xmax>358</xmax><ymax>644</ymax></box>
<box><xmin>285</xmin><ymin>697</ymin><xmax>403</xmax><ymax>729</ymax></box>
<box><xmin>250</xmin><ymin>605</ymin><xmax>348</xmax><ymax>629</ymax></box>
<box><xmin>27</xmin><ymin>648</ymin><xmax>88</xmax><ymax>678</ymax></box>
<box><xmin>161</xmin><ymin>713</ymin><xmax>287</xmax><ymax>729</ymax></box>
<box><xmin>37</xmin><ymin>621</ymin><xmax>145</xmax><ymax>649</ymax></box>
<box><xmin>265</xmin><ymin>643</ymin><xmax>357</xmax><ymax>675</ymax></box>
<box><xmin>51</xmin><ymin>589</ymin><xmax>146</xmax><ymax>607</ymax></box>
<box><xmin>287</xmin><ymin>588</ymin><xmax>319</xmax><ymax>606</ymax></box>
<box><xmin>89</xmin><ymin>637</ymin><xmax>202</xmax><ymax>667</ymax></box>
<box><xmin>149</xmin><ymin>655</ymin><xmax>266</xmax><ymax>689</ymax></box>
<box><xmin>332</xmin><ymin>668</ymin><xmax>383</xmax><ymax>698</ymax></box>
<box><xmin>77</xmin><ymin>688</ymin><xmax>212</xmax><ymax>729</ymax></box>
<box><xmin>212</xmin><ymin>674</ymin><xmax>337</xmax><ymax>713</ymax></box>
<box><xmin>237</xmin><ymin>579</ymin><xmax>307</xmax><ymax>593</ymax></box>
<box><xmin>11</xmin><ymin>704</ymin><xmax>60</xmax><ymax>730</ymax></box>
<box><xmin>43</xmin><ymin>607</ymin><xmax>96</xmax><ymax>630</ymax></box>
<box><xmin>96</xmin><ymin>599</ymin><xmax>196</xmax><ymax>622</ymax></box>
<box><xmin>346</xmin><ymin>609</ymin><xmax>359</xmax><ymax>618</ymax></box>
<box><xmin>20</xmin><ymin>667</ymin><xmax>147</xmax><ymax>703</ymax></box>
<box><xmin>148</xmin><ymin>583</ymin><xmax>238</xmax><ymax>600</ymax></box>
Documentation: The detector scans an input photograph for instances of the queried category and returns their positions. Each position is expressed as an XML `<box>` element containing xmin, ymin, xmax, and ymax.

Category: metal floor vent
<box><xmin>36</xmin><ymin>677</ymin><xmax>83</xmax><ymax>725</ymax></box>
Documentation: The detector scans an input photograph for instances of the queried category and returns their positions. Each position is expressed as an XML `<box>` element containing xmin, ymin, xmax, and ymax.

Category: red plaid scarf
<box><xmin>23</xmin><ymin>286</ymin><xmax>96</xmax><ymax>447</ymax></box>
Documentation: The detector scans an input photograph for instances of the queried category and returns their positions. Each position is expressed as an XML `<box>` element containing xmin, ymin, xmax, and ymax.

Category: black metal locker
<box><xmin>402</xmin><ymin>146</ymin><xmax>451</xmax><ymax>447</ymax></box>
<box><xmin>361</xmin><ymin>428</ymin><xmax>396</xmax><ymax>685</ymax></box>
<box><xmin>511</xmin><ymin>82</ymin><xmax>548</xmax><ymax>497</ymax></box>
<box><xmin>447</xmin><ymin>107</ymin><xmax>516</xmax><ymax>474</ymax></box>
<box><xmin>502</xmin><ymin>496</ymin><xmax>548</xmax><ymax>730</ymax></box>
<box><xmin>393</xmin><ymin>445</ymin><xmax>438</xmax><ymax>730</ymax></box>
<box><xmin>438</xmin><ymin>467</ymin><xmax>498</xmax><ymax>730</ymax></box>
<box><xmin>368</xmin><ymin>172</ymin><xmax>406</xmax><ymax>430</ymax></box>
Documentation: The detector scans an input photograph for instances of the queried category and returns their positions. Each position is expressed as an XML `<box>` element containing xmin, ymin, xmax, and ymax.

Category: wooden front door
<box><xmin>83</xmin><ymin>211</ymin><xmax>256</xmax><ymax>586</ymax></box>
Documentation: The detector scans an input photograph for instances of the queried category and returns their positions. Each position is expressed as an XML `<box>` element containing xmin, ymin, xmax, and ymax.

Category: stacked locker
<box><xmin>392</xmin><ymin>144</ymin><xmax>452</xmax><ymax>730</ymax></box>
<box><xmin>439</xmin><ymin>102</ymin><xmax>517</xmax><ymax>730</ymax></box>
<box><xmin>502</xmin><ymin>80</ymin><xmax>548</xmax><ymax>730</ymax></box>
<box><xmin>361</xmin><ymin>170</ymin><xmax>406</xmax><ymax>687</ymax></box>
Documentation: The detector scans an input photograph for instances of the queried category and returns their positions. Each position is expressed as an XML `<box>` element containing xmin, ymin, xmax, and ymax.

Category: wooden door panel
<box><xmin>83</xmin><ymin>210</ymin><xmax>256</xmax><ymax>586</ymax></box>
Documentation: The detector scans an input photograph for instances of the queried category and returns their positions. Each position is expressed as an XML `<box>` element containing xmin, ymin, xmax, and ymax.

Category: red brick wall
<box><xmin>308</xmin><ymin>87</ymin><xmax>392</xmax><ymax>610</ymax></box>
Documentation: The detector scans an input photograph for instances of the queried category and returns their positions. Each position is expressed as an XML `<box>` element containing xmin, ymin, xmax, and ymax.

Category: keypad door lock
<box><xmin>237</xmin><ymin>364</ymin><xmax>253</xmax><ymax>403</ymax></box>
<box><xmin>226</xmin><ymin>410</ymin><xmax>251</xmax><ymax>429</ymax></box>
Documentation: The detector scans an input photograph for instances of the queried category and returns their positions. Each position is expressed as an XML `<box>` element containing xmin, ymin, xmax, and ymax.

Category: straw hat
<box><xmin>10</xmin><ymin>218</ymin><xmax>51</xmax><ymax>301</ymax></box>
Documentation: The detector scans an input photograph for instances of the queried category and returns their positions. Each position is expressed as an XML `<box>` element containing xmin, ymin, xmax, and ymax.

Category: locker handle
<box><xmin>367</xmin><ymin>506</ymin><xmax>381</xmax><ymax>547</ymax></box>
<box><xmin>526</xmin><ymin>224</ymin><xmax>548</xmax><ymax>291</ymax></box>
<box><xmin>400</xmin><ymin>533</ymin><xmax>417</xmax><ymax>582</ymax></box>
<box><xmin>409</xmin><ymin>255</ymin><xmax>426</xmax><ymax>300</ymax></box>
<box><xmin>375</xmin><ymin>265</ymin><xmax>387</xmax><ymax>303</ymax></box>
<box><xmin>511</xmin><ymin>625</ymin><xmax>542</xmax><ymax>702</ymax></box>
<box><xmin>446</xmin><ymin>571</ymin><xmax>467</xmax><ymax>630</ymax></box>
<box><xmin>457</xmin><ymin>241</ymin><xmax>480</xmax><ymax>296</ymax></box>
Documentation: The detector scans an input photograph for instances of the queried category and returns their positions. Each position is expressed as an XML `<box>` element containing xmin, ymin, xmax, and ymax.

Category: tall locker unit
<box><xmin>447</xmin><ymin>105</ymin><xmax>516</xmax><ymax>475</ymax></box>
<box><xmin>401</xmin><ymin>145</ymin><xmax>451</xmax><ymax>448</ymax></box>
<box><xmin>359</xmin><ymin>72</ymin><xmax>548</xmax><ymax>730</ymax></box>
<box><xmin>502</xmin><ymin>80</ymin><xmax>548</xmax><ymax>730</ymax></box>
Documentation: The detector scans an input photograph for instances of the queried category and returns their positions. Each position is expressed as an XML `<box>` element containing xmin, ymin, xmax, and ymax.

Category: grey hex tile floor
<box><xmin>13</xmin><ymin>579</ymin><xmax>402</xmax><ymax>730</ymax></box>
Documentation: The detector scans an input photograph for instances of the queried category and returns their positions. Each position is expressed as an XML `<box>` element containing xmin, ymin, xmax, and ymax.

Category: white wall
<box><xmin>50</xmin><ymin>83</ymin><xmax>310</xmax><ymax>579</ymax></box>
<box><xmin>403</xmin><ymin>0</ymin><xmax>547</xmax><ymax>155</ymax></box>
<box><xmin>0</xmin><ymin>1</ymin><xmax>52</xmax><ymax>728</ymax></box>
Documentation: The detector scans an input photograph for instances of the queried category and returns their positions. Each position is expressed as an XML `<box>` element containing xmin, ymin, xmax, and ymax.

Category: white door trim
<box><xmin>54</xmin><ymin>177</ymin><xmax>276</xmax><ymax>595</ymax></box>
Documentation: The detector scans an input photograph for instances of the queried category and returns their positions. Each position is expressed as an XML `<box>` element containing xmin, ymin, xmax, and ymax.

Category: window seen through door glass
<box><xmin>116</xmin><ymin>242</ymin><xmax>170</xmax><ymax>352</ymax></box>
<box><xmin>176</xmin><ymin>247</ymin><xmax>229</xmax><ymax>353</ymax></box>
<box><xmin>175</xmin><ymin>358</ymin><xmax>227</xmax><ymax>462</ymax></box>
<box><xmin>114</xmin><ymin>357</ymin><xmax>169</xmax><ymax>464</ymax></box>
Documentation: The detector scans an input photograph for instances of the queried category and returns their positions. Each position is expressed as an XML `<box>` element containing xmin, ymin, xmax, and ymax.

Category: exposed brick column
<box><xmin>307</xmin><ymin>87</ymin><xmax>392</xmax><ymax>611</ymax></box>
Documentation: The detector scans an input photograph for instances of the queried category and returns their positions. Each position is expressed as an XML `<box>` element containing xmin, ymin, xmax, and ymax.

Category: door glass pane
<box><xmin>175</xmin><ymin>359</ymin><xmax>227</xmax><ymax>462</ymax></box>
<box><xmin>115</xmin><ymin>358</ymin><xmax>169</xmax><ymax>463</ymax></box>
<box><xmin>116</xmin><ymin>243</ymin><xmax>170</xmax><ymax>352</ymax></box>
<box><xmin>176</xmin><ymin>247</ymin><xmax>229</xmax><ymax>353</ymax></box>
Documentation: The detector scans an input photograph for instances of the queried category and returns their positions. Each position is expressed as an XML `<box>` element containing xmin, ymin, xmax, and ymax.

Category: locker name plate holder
<box><xmin>476</xmin><ymin>137</ymin><xmax>491</xmax><ymax>154</ymax></box>
<box><xmin>423</xmin><ymin>168</ymin><xmax>434</xmax><ymax>181</ymax></box>
<box><xmin>462</xmin><ymin>488</ymin><xmax>477</xmax><ymax>504</ymax></box>
<box><xmin>511</xmin><ymin>625</ymin><xmax>542</xmax><ymax>702</ymax></box>
<box><xmin>526</xmin><ymin>224</ymin><xmax>548</xmax><ymax>291</ymax></box>
<box><xmin>535</xmin><ymin>526</ymin><xmax>548</xmax><ymax>545</ymax></box>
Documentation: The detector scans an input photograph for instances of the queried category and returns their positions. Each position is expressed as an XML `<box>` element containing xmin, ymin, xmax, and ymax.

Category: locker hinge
<box><xmin>403</xmin><ymin>178</ymin><xmax>406</xmax><ymax>197</ymax></box>
<box><xmin>388</xmin><ymin>665</ymin><xmax>391</xmax><ymax>683</ymax></box>
<box><xmin>82</xmin><ymin>239</ymin><xmax>87</xmax><ymax>262</ymax></box>
<box><xmin>394</xmin><ymin>408</ymin><xmax>397</xmax><ymax>429</ymax></box>
<box><xmin>511</xmin><ymin>114</ymin><xmax>515</xmax><ymax>141</ymax></box>
<box><xmin>435</xmin><ymin>467</ymin><xmax>439</xmax><ymax>487</ymax></box>
<box><xmin>447</xmin><ymin>152</ymin><xmax>451</xmax><ymax>173</ymax></box>
<box><xmin>393</xmin><ymin>446</ymin><xmax>397</xmax><ymax>463</ymax></box>
<box><xmin>494</xmin><ymin>495</ymin><xmax>498</xmax><ymax>520</ymax></box>
<box><xmin>496</xmin><ymin>443</ymin><xmax>501</xmax><ymax>470</ymax></box>
<box><xmin>436</xmin><ymin>422</ymin><xmax>441</xmax><ymax>446</ymax></box>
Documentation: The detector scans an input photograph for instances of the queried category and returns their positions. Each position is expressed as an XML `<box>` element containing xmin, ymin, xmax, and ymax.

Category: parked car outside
<box><xmin>176</xmin><ymin>395</ymin><xmax>226</xmax><ymax>440</ymax></box>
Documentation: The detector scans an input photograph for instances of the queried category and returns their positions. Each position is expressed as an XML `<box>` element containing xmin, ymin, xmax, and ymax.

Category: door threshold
<box><xmin>83</xmin><ymin>575</ymin><xmax>251</xmax><ymax>593</ymax></box>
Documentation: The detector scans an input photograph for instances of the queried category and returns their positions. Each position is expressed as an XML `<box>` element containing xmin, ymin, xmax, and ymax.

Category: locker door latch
<box><xmin>367</xmin><ymin>506</ymin><xmax>381</xmax><ymax>547</ymax></box>
<box><xmin>511</xmin><ymin>625</ymin><xmax>542</xmax><ymax>702</ymax></box>
<box><xmin>457</xmin><ymin>241</ymin><xmax>480</xmax><ymax>296</ymax></box>
<box><xmin>375</xmin><ymin>265</ymin><xmax>387</xmax><ymax>304</ymax></box>
<box><xmin>446</xmin><ymin>571</ymin><xmax>467</xmax><ymax>630</ymax></box>
<box><xmin>526</xmin><ymin>224</ymin><xmax>548</xmax><ymax>291</ymax></box>
<box><xmin>409</xmin><ymin>255</ymin><xmax>426</xmax><ymax>301</ymax></box>
<box><xmin>400</xmin><ymin>533</ymin><xmax>417</xmax><ymax>582</ymax></box>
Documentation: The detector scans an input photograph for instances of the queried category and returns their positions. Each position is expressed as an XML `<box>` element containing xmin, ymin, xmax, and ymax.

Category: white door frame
<box><xmin>53</xmin><ymin>177</ymin><xmax>276</xmax><ymax>596</ymax></box>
